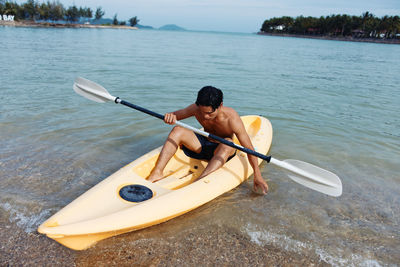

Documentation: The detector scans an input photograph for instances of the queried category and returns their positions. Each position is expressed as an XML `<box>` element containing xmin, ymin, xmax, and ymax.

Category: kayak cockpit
<box><xmin>131</xmin><ymin>116</ymin><xmax>262</xmax><ymax>190</ymax></box>
<box><xmin>131</xmin><ymin>148</ymin><xmax>206</xmax><ymax>190</ymax></box>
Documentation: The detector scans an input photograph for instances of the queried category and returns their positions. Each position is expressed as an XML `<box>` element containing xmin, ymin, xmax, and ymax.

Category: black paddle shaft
<box><xmin>117</xmin><ymin>98</ymin><xmax>271</xmax><ymax>163</ymax></box>
<box><xmin>118</xmin><ymin>99</ymin><xmax>165</xmax><ymax>120</ymax></box>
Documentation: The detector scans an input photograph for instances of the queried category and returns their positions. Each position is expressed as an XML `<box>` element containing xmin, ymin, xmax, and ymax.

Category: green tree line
<box><xmin>261</xmin><ymin>12</ymin><xmax>400</xmax><ymax>39</ymax></box>
<box><xmin>0</xmin><ymin>0</ymin><xmax>139</xmax><ymax>26</ymax></box>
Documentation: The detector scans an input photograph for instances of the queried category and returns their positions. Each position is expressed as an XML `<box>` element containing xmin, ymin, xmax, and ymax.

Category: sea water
<box><xmin>0</xmin><ymin>27</ymin><xmax>399</xmax><ymax>265</ymax></box>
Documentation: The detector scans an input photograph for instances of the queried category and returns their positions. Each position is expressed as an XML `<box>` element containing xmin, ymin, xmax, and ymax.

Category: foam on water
<box><xmin>245</xmin><ymin>223</ymin><xmax>383</xmax><ymax>267</ymax></box>
<box><xmin>1</xmin><ymin>202</ymin><xmax>52</xmax><ymax>233</ymax></box>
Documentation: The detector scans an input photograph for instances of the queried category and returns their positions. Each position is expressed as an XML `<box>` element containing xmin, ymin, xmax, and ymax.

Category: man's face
<box><xmin>198</xmin><ymin>105</ymin><xmax>219</xmax><ymax>120</ymax></box>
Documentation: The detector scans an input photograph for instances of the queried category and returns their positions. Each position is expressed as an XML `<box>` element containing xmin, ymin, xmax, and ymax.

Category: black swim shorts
<box><xmin>181</xmin><ymin>133</ymin><xmax>236</xmax><ymax>161</ymax></box>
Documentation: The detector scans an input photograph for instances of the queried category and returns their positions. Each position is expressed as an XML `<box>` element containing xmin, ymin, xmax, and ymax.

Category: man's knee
<box><xmin>169</xmin><ymin>126</ymin><xmax>191</xmax><ymax>143</ymax></box>
<box><xmin>215</xmin><ymin>143</ymin><xmax>235</xmax><ymax>159</ymax></box>
<box><xmin>169</xmin><ymin>126</ymin><xmax>184</xmax><ymax>137</ymax></box>
<box><xmin>222</xmin><ymin>138</ymin><xmax>235</xmax><ymax>154</ymax></box>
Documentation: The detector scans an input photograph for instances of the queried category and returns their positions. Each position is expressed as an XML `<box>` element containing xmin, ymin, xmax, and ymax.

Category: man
<box><xmin>147</xmin><ymin>86</ymin><xmax>269</xmax><ymax>194</ymax></box>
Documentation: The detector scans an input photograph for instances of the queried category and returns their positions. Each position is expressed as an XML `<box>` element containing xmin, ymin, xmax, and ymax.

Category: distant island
<box><xmin>159</xmin><ymin>24</ymin><xmax>186</xmax><ymax>31</ymax></box>
<box><xmin>259</xmin><ymin>12</ymin><xmax>400</xmax><ymax>44</ymax></box>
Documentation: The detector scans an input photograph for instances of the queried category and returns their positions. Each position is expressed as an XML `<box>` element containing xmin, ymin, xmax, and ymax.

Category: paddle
<box><xmin>73</xmin><ymin>77</ymin><xmax>342</xmax><ymax>197</ymax></box>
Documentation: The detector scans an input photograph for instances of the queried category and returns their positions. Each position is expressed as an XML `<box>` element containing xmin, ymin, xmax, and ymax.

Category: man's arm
<box><xmin>231</xmin><ymin>114</ymin><xmax>269</xmax><ymax>194</ymax></box>
<box><xmin>164</xmin><ymin>104</ymin><xmax>197</xmax><ymax>124</ymax></box>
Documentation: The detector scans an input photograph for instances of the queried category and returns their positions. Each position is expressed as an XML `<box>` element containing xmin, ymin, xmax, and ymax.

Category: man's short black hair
<box><xmin>195</xmin><ymin>86</ymin><xmax>223</xmax><ymax>111</ymax></box>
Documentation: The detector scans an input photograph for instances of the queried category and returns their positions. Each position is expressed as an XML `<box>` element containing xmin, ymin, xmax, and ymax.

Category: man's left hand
<box><xmin>253</xmin><ymin>177</ymin><xmax>269</xmax><ymax>195</ymax></box>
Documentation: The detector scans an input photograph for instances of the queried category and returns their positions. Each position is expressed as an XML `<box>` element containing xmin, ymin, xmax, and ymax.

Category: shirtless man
<box><xmin>147</xmin><ymin>86</ymin><xmax>269</xmax><ymax>194</ymax></box>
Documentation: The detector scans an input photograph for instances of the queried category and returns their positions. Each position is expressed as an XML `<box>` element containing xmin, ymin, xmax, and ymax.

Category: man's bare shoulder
<box><xmin>221</xmin><ymin>106</ymin><xmax>243</xmax><ymax>128</ymax></box>
<box><xmin>222</xmin><ymin>106</ymin><xmax>240</xmax><ymax>118</ymax></box>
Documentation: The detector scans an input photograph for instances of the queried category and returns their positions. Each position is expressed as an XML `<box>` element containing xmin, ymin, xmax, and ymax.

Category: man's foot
<box><xmin>147</xmin><ymin>170</ymin><xmax>164</xmax><ymax>183</ymax></box>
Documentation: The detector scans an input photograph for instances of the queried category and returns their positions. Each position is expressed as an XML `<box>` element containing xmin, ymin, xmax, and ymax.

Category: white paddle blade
<box><xmin>284</xmin><ymin>159</ymin><xmax>342</xmax><ymax>197</ymax></box>
<box><xmin>269</xmin><ymin>158</ymin><xmax>342</xmax><ymax>197</ymax></box>
<box><xmin>73</xmin><ymin>77</ymin><xmax>116</xmax><ymax>103</ymax></box>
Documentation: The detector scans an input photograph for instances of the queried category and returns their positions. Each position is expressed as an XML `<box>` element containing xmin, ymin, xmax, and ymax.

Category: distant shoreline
<box><xmin>0</xmin><ymin>20</ymin><xmax>138</xmax><ymax>30</ymax></box>
<box><xmin>257</xmin><ymin>32</ymin><xmax>400</xmax><ymax>45</ymax></box>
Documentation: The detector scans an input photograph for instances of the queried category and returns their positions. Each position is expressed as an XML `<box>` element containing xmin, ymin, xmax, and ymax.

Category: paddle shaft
<box><xmin>116</xmin><ymin>98</ymin><xmax>272</xmax><ymax>163</ymax></box>
<box><xmin>73</xmin><ymin>77</ymin><xmax>342</xmax><ymax>196</ymax></box>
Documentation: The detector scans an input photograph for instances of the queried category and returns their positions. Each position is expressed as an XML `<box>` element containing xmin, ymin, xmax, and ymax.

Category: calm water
<box><xmin>1</xmin><ymin>27</ymin><xmax>399</xmax><ymax>266</ymax></box>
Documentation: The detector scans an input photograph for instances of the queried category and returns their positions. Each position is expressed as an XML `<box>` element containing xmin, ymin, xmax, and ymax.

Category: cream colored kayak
<box><xmin>38</xmin><ymin>115</ymin><xmax>273</xmax><ymax>250</ymax></box>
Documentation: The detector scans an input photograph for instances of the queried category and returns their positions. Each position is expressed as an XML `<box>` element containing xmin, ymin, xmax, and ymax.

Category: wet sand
<box><xmin>1</xmin><ymin>220</ymin><xmax>327</xmax><ymax>266</ymax></box>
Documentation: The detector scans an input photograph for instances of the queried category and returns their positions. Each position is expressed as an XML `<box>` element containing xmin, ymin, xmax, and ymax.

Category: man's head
<box><xmin>195</xmin><ymin>86</ymin><xmax>223</xmax><ymax>111</ymax></box>
<box><xmin>195</xmin><ymin>86</ymin><xmax>223</xmax><ymax>120</ymax></box>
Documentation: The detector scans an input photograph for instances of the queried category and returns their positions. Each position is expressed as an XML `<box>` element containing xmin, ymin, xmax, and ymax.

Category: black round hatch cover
<box><xmin>119</xmin><ymin>184</ymin><xmax>153</xmax><ymax>202</ymax></box>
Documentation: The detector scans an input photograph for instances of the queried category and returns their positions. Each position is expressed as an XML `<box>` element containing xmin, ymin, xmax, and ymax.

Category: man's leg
<box><xmin>148</xmin><ymin>126</ymin><xmax>202</xmax><ymax>182</ymax></box>
<box><xmin>197</xmin><ymin>139</ymin><xmax>236</xmax><ymax>180</ymax></box>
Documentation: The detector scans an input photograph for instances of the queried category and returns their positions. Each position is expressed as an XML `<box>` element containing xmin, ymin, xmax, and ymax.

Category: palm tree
<box><xmin>393</xmin><ymin>16</ymin><xmax>400</xmax><ymax>38</ymax></box>
<box><xmin>94</xmin><ymin>6</ymin><xmax>104</xmax><ymax>21</ymax></box>
<box><xmin>129</xmin><ymin>16</ymin><xmax>139</xmax><ymax>27</ymax></box>
<box><xmin>47</xmin><ymin>1</ymin><xmax>64</xmax><ymax>22</ymax></box>
<box><xmin>362</xmin><ymin>12</ymin><xmax>370</xmax><ymax>33</ymax></box>
<box><xmin>23</xmin><ymin>0</ymin><xmax>38</xmax><ymax>20</ymax></box>
<box><xmin>66</xmin><ymin>5</ymin><xmax>79</xmax><ymax>23</ymax></box>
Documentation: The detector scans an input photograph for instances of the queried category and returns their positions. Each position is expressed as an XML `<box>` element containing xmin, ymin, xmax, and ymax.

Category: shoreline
<box><xmin>0</xmin><ymin>20</ymin><xmax>138</xmax><ymax>30</ymax></box>
<box><xmin>257</xmin><ymin>32</ymin><xmax>400</xmax><ymax>45</ymax></box>
<box><xmin>0</xmin><ymin>220</ymin><xmax>324</xmax><ymax>266</ymax></box>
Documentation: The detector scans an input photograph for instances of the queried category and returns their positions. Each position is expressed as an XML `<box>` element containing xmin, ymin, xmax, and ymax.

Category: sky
<box><xmin>18</xmin><ymin>0</ymin><xmax>400</xmax><ymax>32</ymax></box>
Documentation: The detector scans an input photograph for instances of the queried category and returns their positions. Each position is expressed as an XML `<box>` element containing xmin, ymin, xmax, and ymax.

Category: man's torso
<box><xmin>194</xmin><ymin>106</ymin><xmax>236</xmax><ymax>139</ymax></box>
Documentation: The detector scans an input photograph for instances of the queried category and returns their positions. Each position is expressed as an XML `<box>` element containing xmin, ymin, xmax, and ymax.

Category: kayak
<box><xmin>38</xmin><ymin>115</ymin><xmax>273</xmax><ymax>250</ymax></box>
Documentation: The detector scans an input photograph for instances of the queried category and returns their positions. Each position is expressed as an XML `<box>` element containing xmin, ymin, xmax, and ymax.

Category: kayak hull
<box><xmin>38</xmin><ymin>115</ymin><xmax>273</xmax><ymax>250</ymax></box>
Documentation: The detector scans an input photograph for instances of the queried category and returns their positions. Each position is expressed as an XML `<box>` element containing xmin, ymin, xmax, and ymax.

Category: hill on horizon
<box><xmin>83</xmin><ymin>19</ymin><xmax>185</xmax><ymax>31</ymax></box>
<box><xmin>158</xmin><ymin>24</ymin><xmax>186</xmax><ymax>31</ymax></box>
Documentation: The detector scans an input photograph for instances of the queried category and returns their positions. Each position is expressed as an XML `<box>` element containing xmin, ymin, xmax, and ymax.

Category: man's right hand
<box><xmin>164</xmin><ymin>113</ymin><xmax>177</xmax><ymax>125</ymax></box>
